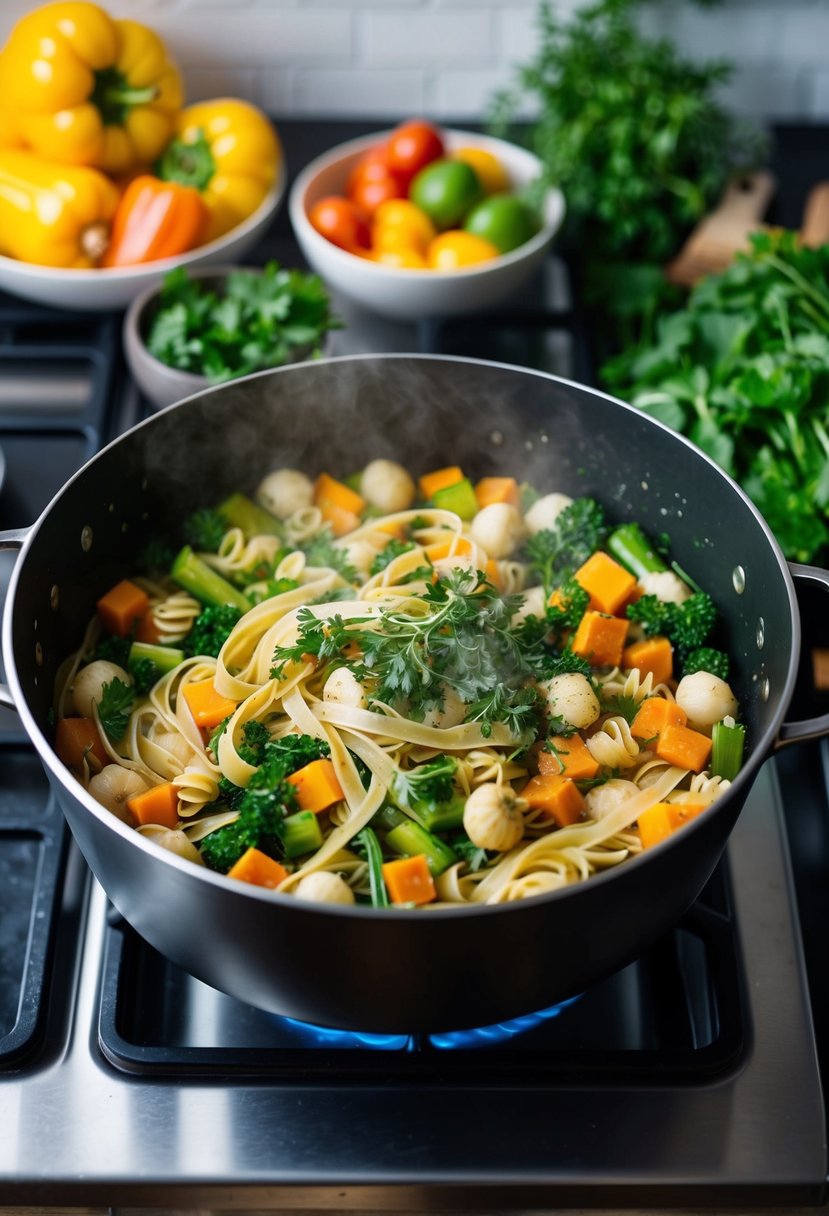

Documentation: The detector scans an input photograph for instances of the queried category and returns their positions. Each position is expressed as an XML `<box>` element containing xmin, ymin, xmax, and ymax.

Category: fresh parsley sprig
<box><xmin>97</xmin><ymin>678</ymin><xmax>134</xmax><ymax>741</ymax></box>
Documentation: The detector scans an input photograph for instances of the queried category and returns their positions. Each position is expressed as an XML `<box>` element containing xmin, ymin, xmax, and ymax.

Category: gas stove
<box><xmin>0</xmin><ymin>121</ymin><xmax>827</xmax><ymax>1211</ymax></box>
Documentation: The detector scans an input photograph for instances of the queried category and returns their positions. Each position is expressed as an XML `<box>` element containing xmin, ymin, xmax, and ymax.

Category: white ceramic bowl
<box><xmin>123</xmin><ymin>263</ymin><xmax>333</xmax><ymax>411</ymax></box>
<box><xmin>289</xmin><ymin>129</ymin><xmax>565</xmax><ymax>321</ymax></box>
<box><xmin>0</xmin><ymin>168</ymin><xmax>285</xmax><ymax>312</ymax></box>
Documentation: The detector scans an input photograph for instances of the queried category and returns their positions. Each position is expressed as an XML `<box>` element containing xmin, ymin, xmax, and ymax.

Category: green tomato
<box><xmin>463</xmin><ymin>194</ymin><xmax>540</xmax><ymax>254</ymax></box>
<box><xmin>409</xmin><ymin>159</ymin><xmax>484</xmax><ymax>231</ymax></box>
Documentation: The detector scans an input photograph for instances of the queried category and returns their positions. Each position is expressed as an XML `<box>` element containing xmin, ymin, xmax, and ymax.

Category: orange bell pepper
<box><xmin>102</xmin><ymin>175</ymin><xmax>205</xmax><ymax>267</ymax></box>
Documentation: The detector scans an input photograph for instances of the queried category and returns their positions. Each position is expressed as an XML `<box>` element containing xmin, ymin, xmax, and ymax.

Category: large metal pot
<box><xmin>2</xmin><ymin>355</ymin><xmax>827</xmax><ymax>1033</ymax></box>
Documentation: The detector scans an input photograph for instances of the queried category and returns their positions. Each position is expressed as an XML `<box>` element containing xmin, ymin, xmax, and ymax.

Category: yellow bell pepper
<box><xmin>0</xmin><ymin>2</ymin><xmax>183</xmax><ymax>175</ymax></box>
<box><xmin>0</xmin><ymin>149</ymin><xmax>119</xmax><ymax>267</ymax></box>
<box><xmin>156</xmin><ymin>99</ymin><xmax>282</xmax><ymax>244</ymax></box>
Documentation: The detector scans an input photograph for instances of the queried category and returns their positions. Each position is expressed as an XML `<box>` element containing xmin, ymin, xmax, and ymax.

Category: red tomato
<box><xmin>346</xmin><ymin>147</ymin><xmax>408</xmax><ymax>216</ymax></box>
<box><xmin>308</xmin><ymin>196</ymin><xmax>370</xmax><ymax>251</ymax></box>
<box><xmin>385</xmin><ymin>120</ymin><xmax>445</xmax><ymax>181</ymax></box>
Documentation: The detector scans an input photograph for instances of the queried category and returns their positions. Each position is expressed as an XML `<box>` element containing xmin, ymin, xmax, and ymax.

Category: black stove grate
<box><xmin>97</xmin><ymin>858</ymin><xmax>746</xmax><ymax>1082</ymax></box>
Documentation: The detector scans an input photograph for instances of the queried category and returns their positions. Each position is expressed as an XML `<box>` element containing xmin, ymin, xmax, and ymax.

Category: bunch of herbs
<box><xmin>146</xmin><ymin>261</ymin><xmax>340</xmax><ymax>382</ymax></box>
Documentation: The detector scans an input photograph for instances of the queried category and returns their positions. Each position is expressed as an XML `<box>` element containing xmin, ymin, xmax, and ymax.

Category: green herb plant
<box><xmin>147</xmin><ymin>261</ymin><xmax>341</xmax><ymax>382</ymax></box>
<box><xmin>490</xmin><ymin>0</ymin><xmax>763</xmax><ymax>349</ymax></box>
<box><xmin>602</xmin><ymin>231</ymin><xmax>829</xmax><ymax>564</ymax></box>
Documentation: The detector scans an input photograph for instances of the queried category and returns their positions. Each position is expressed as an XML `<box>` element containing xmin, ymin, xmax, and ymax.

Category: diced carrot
<box><xmin>638</xmin><ymin>801</ymin><xmax>707</xmax><ymax>849</ymax></box>
<box><xmin>55</xmin><ymin>716</ymin><xmax>108</xmax><ymax>773</ymax></box>
<box><xmin>655</xmin><ymin>723</ymin><xmax>713</xmax><ymax>773</ymax></box>
<box><xmin>418</xmin><ymin>466</ymin><xmax>464</xmax><ymax>500</ymax></box>
<box><xmin>538</xmin><ymin>733</ymin><xmax>599</xmax><ymax>781</ymax></box>
<box><xmin>382</xmin><ymin>854</ymin><xmax>437</xmax><ymax>905</ymax></box>
<box><xmin>287</xmin><ymin>758</ymin><xmax>344</xmax><ymax>813</ymax></box>
<box><xmin>96</xmin><ymin>578</ymin><xmax>150</xmax><ymax>638</ymax></box>
<box><xmin>181</xmin><ymin>678</ymin><xmax>239</xmax><ymax>730</ymax></box>
<box><xmin>424</xmin><ymin>535</ymin><xmax>474</xmax><ymax>562</ymax></box>
<box><xmin>135</xmin><ymin>609</ymin><xmax>161</xmax><ymax>645</ymax></box>
<box><xmin>127</xmin><ymin>781</ymin><xmax>180</xmax><ymax>829</ymax></box>
<box><xmin>521</xmin><ymin>773</ymin><xmax>586</xmax><ymax>826</ymax></box>
<box><xmin>573</xmin><ymin>551</ymin><xmax>638</xmax><ymax>616</ymax></box>
<box><xmin>475</xmin><ymin>476</ymin><xmax>519</xmax><ymax>510</ymax></box>
<box><xmin>571</xmin><ymin>610</ymin><xmax>629</xmax><ymax>667</ymax></box>
<box><xmin>314</xmin><ymin>472</ymin><xmax>365</xmax><ymax>536</ymax></box>
<box><xmin>622</xmin><ymin>636</ymin><xmax>673</xmax><ymax>686</ymax></box>
<box><xmin>227</xmin><ymin>847</ymin><xmax>288</xmax><ymax>889</ymax></box>
<box><xmin>630</xmin><ymin>696</ymin><xmax>687</xmax><ymax>743</ymax></box>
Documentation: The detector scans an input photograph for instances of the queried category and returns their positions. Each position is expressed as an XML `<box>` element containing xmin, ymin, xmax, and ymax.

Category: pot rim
<box><xmin>1</xmin><ymin>353</ymin><xmax>803</xmax><ymax>921</ymax></box>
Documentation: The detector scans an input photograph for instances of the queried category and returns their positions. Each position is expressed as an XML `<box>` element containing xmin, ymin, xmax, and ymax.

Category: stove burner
<box><xmin>281</xmin><ymin>994</ymin><xmax>584</xmax><ymax>1052</ymax></box>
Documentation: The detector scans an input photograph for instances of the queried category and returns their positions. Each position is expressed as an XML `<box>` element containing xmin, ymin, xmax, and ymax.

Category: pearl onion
<box><xmin>256</xmin><ymin>468</ymin><xmax>314</xmax><ymax>519</ymax></box>
<box><xmin>323</xmin><ymin>666</ymin><xmax>368</xmax><ymax>709</ymax></box>
<box><xmin>140</xmin><ymin>826</ymin><xmax>204</xmax><ymax>865</ymax></box>
<box><xmin>70</xmin><ymin>660</ymin><xmax>131</xmax><ymax>719</ymax></box>
<box><xmin>675</xmin><ymin>671</ymin><xmax>739</xmax><ymax>732</ymax></box>
<box><xmin>463</xmin><ymin>783</ymin><xmax>525</xmax><ymax>852</ymax></box>
<box><xmin>469</xmin><ymin>503</ymin><xmax>525</xmax><ymax>559</ymax></box>
<box><xmin>360</xmin><ymin>459</ymin><xmax>416</xmax><ymax>513</ymax></box>
<box><xmin>294</xmin><ymin>871</ymin><xmax>356</xmax><ymax>905</ymax></box>
<box><xmin>422</xmin><ymin>685</ymin><xmax>467</xmax><ymax>728</ymax></box>
<box><xmin>585</xmin><ymin>779</ymin><xmax>639</xmax><ymax>821</ymax></box>
<box><xmin>525</xmin><ymin>493</ymin><xmax>573</xmax><ymax>536</ymax></box>
<box><xmin>88</xmin><ymin>764</ymin><xmax>149</xmax><ymax>824</ymax></box>
<box><xmin>638</xmin><ymin>570</ymin><xmax>692</xmax><ymax>605</ymax></box>
<box><xmin>512</xmin><ymin>585</ymin><xmax>548</xmax><ymax>624</ymax></box>
<box><xmin>545</xmin><ymin>672</ymin><xmax>601</xmax><ymax>730</ymax></box>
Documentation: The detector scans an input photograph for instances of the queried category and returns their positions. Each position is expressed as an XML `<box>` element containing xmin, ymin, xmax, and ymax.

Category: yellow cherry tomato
<box><xmin>451</xmin><ymin>147</ymin><xmax>511</xmax><ymax>195</ymax></box>
<box><xmin>372</xmin><ymin>198</ymin><xmax>436</xmax><ymax>254</ymax></box>
<box><xmin>370</xmin><ymin>247</ymin><xmax>428</xmax><ymax>269</ymax></box>
<box><xmin>427</xmin><ymin>230</ymin><xmax>500</xmax><ymax>271</ymax></box>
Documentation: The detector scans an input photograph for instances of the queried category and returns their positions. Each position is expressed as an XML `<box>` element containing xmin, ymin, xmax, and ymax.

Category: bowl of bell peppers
<box><xmin>0</xmin><ymin>2</ymin><xmax>284</xmax><ymax>310</ymax></box>
<box><xmin>288</xmin><ymin>120</ymin><xmax>565</xmax><ymax>320</ymax></box>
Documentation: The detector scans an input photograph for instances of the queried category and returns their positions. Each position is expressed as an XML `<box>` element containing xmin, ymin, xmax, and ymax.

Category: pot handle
<box><xmin>0</xmin><ymin>526</ymin><xmax>31</xmax><ymax>712</ymax></box>
<box><xmin>775</xmin><ymin>562</ymin><xmax>829</xmax><ymax>749</ymax></box>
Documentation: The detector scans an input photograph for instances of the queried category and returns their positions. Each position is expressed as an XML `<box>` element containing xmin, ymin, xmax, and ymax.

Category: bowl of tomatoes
<box><xmin>288</xmin><ymin>121</ymin><xmax>565</xmax><ymax>320</ymax></box>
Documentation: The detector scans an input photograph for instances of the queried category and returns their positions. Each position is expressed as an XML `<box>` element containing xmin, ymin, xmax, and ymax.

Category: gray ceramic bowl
<box><xmin>123</xmin><ymin>264</ymin><xmax>332</xmax><ymax>411</ymax></box>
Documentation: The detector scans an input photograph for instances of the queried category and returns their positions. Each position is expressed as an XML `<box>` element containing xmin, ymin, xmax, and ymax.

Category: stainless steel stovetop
<box><xmin>0</xmin><ymin>157</ymin><xmax>827</xmax><ymax>1206</ymax></box>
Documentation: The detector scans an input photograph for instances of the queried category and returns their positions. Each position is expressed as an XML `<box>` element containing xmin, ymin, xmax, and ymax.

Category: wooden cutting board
<box><xmin>666</xmin><ymin>173</ymin><xmax>829</xmax><ymax>286</ymax></box>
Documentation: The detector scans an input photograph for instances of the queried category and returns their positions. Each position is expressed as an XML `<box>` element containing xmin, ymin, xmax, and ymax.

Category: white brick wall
<box><xmin>0</xmin><ymin>0</ymin><xmax>824</xmax><ymax>122</ymax></box>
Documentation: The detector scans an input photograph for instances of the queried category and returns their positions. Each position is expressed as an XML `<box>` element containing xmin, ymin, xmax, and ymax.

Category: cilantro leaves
<box><xmin>147</xmin><ymin>261</ymin><xmax>341</xmax><ymax>383</ymax></box>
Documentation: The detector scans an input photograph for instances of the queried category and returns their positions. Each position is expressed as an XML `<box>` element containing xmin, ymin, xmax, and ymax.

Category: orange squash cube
<box><xmin>574</xmin><ymin>551</ymin><xmax>638</xmax><ymax>615</ymax></box>
<box><xmin>382</xmin><ymin>854</ymin><xmax>436</xmax><ymax>905</ymax></box>
<box><xmin>227</xmin><ymin>847</ymin><xmax>288</xmax><ymax>889</ymax></box>
<box><xmin>287</xmin><ymin>758</ymin><xmax>344</xmax><ymax>813</ymax></box>
<box><xmin>638</xmin><ymin>801</ymin><xmax>707</xmax><ymax>849</ymax></box>
<box><xmin>630</xmin><ymin>696</ymin><xmax>687</xmax><ymax>744</ymax></box>
<box><xmin>96</xmin><ymin>578</ymin><xmax>150</xmax><ymax>638</ymax></box>
<box><xmin>654</xmin><ymin>723</ymin><xmax>713</xmax><ymax>773</ymax></box>
<box><xmin>521</xmin><ymin>773</ymin><xmax>586</xmax><ymax>826</ymax></box>
<box><xmin>475</xmin><ymin>476</ymin><xmax>520</xmax><ymax>510</ymax></box>
<box><xmin>127</xmin><ymin>781</ymin><xmax>180</xmax><ymax>829</ymax></box>
<box><xmin>571</xmin><ymin>610</ymin><xmax>629</xmax><ymax>667</ymax></box>
<box><xmin>538</xmin><ymin>734</ymin><xmax>599</xmax><ymax>781</ymax></box>
<box><xmin>181</xmin><ymin>678</ymin><xmax>239</xmax><ymax>731</ymax></box>
<box><xmin>622</xmin><ymin>636</ymin><xmax>674</xmax><ymax>686</ymax></box>
<box><xmin>418</xmin><ymin>466</ymin><xmax>464</xmax><ymax>500</ymax></box>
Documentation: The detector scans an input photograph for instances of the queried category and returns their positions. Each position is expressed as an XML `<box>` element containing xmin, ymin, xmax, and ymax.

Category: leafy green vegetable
<box><xmin>302</xmin><ymin>529</ymin><xmax>358</xmax><ymax>583</ymax></box>
<box><xmin>94</xmin><ymin>633</ymin><xmax>132</xmax><ymax>668</ymax></box>
<box><xmin>523</xmin><ymin>498</ymin><xmax>606</xmax><ymax>595</ymax></box>
<box><xmin>392</xmin><ymin>756</ymin><xmax>458</xmax><ymax>810</ymax></box>
<box><xmin>129</xmin><ymin>657</ymin><xmax>162</xmax><ymax>695</ymax></box>
<box><xmin>490</xmin><ymin>0</ymin><xmax>763</xmax><ymax>352</ymax></box>
<box><xmin>602</xmin><ymin>230</ymin><xmax>829</xmax><ymax>564</ymax></box>
<box><xmin>183</xmin><ymin>604</ymin><xmax>243</xmax><ymax>658</ymax></box>
<box><xmin>682</xmin><ymin>646</ymin><xmax>730</xmax><ymax>681</ymax></box>
<box><xmin>97</xmin><ymin>678</ymin><xmax>134</xmax><ymax>741</ymax></box>
<box><xmin>146</xmin><ymin>261</ymin><xmax>341</xmax><ymax>383</ymax></box>
<box><xmin>370</xmin><ymin>538</ymin><xmax>415</xmax><ymax>576</ymax></box>
<box><xmin>183</xmin><ymin>508</ymin><xmax>226</xmax><ymax>553</ymax></box>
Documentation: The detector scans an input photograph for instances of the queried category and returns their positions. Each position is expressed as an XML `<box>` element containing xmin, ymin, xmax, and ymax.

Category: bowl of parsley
<box><xmin>123</xmin><ymin>261</ymin><xmax>341</xmax><ymax>410</ymax></box>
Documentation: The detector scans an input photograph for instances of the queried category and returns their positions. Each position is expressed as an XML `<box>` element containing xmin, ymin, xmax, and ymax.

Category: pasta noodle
<box><xmin>54</xmin><ymin>460</ymin><xmax>745</xmax><ymax>911</ymax></box>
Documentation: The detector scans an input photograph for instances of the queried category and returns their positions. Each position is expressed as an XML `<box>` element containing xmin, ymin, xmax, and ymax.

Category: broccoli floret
<box><xmin>130</xmin><ymin>657</ymin><xmax>162</xmax><ymax>695</ymax></box>
<box><xmin>183</xmin><ymin>508</ymin><xmax>227</xmax><ymax>553</ymax></box>
<box><xmin>183</xmin><ymin>604</ymin><xmax>243</xmax><ymax>658</ymax></box>
<box><xmin>200</xmin><ymin>759</ymin><xmax>301</xmax><ymax>873</ymax></box>
<box><xmin>545</xmin><ymin>577</ymin><xmax>589</xmax><ymax>633</ymax></box>
<box><xmin>683</xmin><ymin>646</ymin><xmax>730</xmax><ymax>681</ymax></box>
<box><xmin>214</xmin><ymin>731</ymin><xmax>330</xmax><ymax>817</ymax></box>
<box><xmin>136</xmin><ymin>536</ymin><xmax>175</xmax><ymax>579</ymax></box>
<box><xmin>524</xmin><ymin>498</ymin><xmax>607</xmax><ymax>593</ymax></box>
<box><xmin>627</xmin><ymin>590</ymin><xmax>717</xmax><ymax>657</ymax></box>
<box><xmin>95</xmin><ymin>633</ymin><xmax>132</xmax><ymax>668</ymax></box>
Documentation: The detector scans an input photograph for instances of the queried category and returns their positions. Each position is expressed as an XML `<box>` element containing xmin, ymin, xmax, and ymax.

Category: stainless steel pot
<box><xmin>2</xmin><ymin>354</ymin><xmax>828</xmax><ymax>1033</ymax></box>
